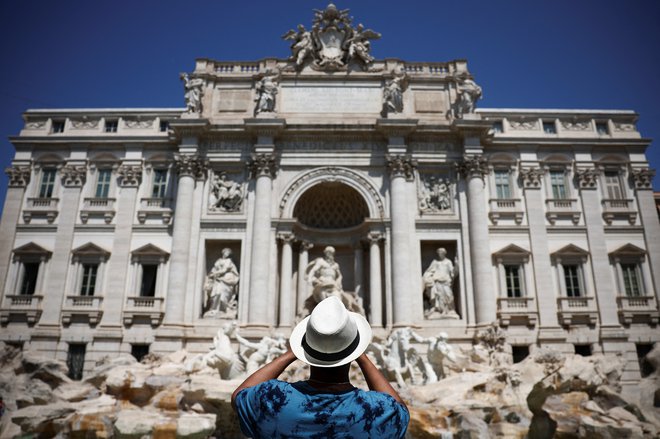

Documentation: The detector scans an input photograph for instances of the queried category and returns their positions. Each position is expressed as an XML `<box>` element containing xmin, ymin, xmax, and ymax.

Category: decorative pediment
<box><xmin>12</xmin><ymin>242</ymin><xmax>52</xmax><ymax>260</ymax></box>
<box><xmin>609</xmin><ymin>243</ymin><xmax>646</xmax><ymax>258</ymax></box>
<box><xmin>550</xmin><ymin>244</ymin><xmax>589</xmax><ymax>260</ymax></box>
<box><xmin>493</xmin><ymin>244</ymin><xmax>531</xmax><ymax>258</ymax></box>
<box><xmin>71</xmin><ymin>242</ymin><xmax>111</xmax><ymax>259</ymax></box>
<box><xmin>131</xmin><ymin>244</ymin><xmax>169</xmax><ymax>263</ymax></box>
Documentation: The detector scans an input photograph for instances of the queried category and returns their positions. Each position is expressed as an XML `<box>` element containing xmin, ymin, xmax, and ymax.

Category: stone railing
<box><xmin>80</xmin><ymin>197</ymin><xmax>116</xmax><ymax>224</ymax></box>
<box><xmin>616</xmin><ymin>295</ymin><xmax>660</xmax><ymax>325</ymax></box>
<box><xmin>137</xmin><ymin>198</ymin><xmax>172</xmax><ymax>224</ymax></box>
<box><xmin>61</xmin><ymin>295</ymin><xmax>103</xmax><ymax>326</ymax></box>
<box><xmin>496</xmin><ymin>297</ymin><xmax>537</xmax><ymax>327</ymax></box>
<box><xmin>557</xmin><ymin>296</ymin><xmax>598</xmax><ymax>327</ymax></box>
<box><xmin>24</xmin><ymin>198</ymin><xmax>59</xmax><ymax>223</ymax></box>
<box><xmin>123</xmin><ymin>296</ymin><xmax>165</xmax><ymax>327</ymax></box>
<box><xmin>545</xmin><ymin>198</ymin><xmax>580</xmax><ymax>225</ymax></box>
<box><xmin>403</xmin><ymin>62</ymin><xmax>449</xmax><ymax>75</ymax></box>
<box><xmin>601</xmin><ymin>199</ymin><xmax>636</xmax><ymax>225</ymax></box>
<box><xmin>488</xmin><ymin>198</ymin><xmax>524</xmax><ymax>225</ymax></box>
<box><xmin>214</xmin><ymin>62</ymin><xmax>261</xmax><ymax>74</ymax></box>
<box><xmin>0</xmin><ymin>295</ymin><xmax>44</xmax><ymax>325</ymax></box>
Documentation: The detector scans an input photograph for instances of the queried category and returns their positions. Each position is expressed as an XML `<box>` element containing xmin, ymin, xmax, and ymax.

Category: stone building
<box><xmin>1</xmin><ymin>5</ymin><xmax>658</xmax><ymax>387</ymax></box>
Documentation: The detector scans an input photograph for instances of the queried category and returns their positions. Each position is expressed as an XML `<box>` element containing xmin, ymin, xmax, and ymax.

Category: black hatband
<box><xmin>301</xmin><ymin>332</ymin><xmax>361</xmax><ymax>362</ymax></box>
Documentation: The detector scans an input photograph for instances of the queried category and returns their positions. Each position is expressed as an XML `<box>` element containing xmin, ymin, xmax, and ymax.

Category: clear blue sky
<box><xmin>1</xmin><ymin>0</ymin><xmax>659</xmax><ymax>213</ymax></box>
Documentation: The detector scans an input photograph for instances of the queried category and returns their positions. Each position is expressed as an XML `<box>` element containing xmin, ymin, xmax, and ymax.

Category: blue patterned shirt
<box><xmin>235</xmin><ymin>380</ymin><xmax>409</xmax><ymax>438</ymax></box>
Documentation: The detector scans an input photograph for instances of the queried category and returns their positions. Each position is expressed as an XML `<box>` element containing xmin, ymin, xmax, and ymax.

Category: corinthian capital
<box><xmin>456</xmin><ymin>155</ymin><xmax>488</xmax><ymax>180</ymax></box>
<box><xmin>519</xmin><ymin>166</ymin><xmax>544</xmax><ymax>189</ymax></box>
<box><xmin>386</xmin><ymin>154</ymin><xmax>416</xmax><ymax>181</ymax></box>
<box><xmin>248</xmin><ymin>153</ymin><xmax>278</xmax><ymax>178</ymax></box>
<box><xmin>174</xmin><ymin>154</ymin><xmax>208</xmax><ymax>180</ymax></box>
<box><xmin>631</xmin><ymin>167</ymin><xmax>655</xmax><ymax>190</ymax></box>
<box><xmin>117</xmin><ymin>164</ymin><xmax>143</xmax><ymax>187</ymax></box>
<box><xmin>574</xmin><ymin>167</ymin><xmax>600</xmax><ymax>189</ymax></box>
<box><xmin>5</xmin><ymin>165</ymin><xmax>31</xmax><ymax>188</ymax></box>
<box><xmin>60</xmin><ymin>165</ymin><xmax>87</xmax><ymax>187</ymax></box>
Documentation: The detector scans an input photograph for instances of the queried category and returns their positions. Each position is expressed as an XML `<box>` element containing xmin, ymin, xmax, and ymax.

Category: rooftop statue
<box><xmin>454</xmin><ymin>74</ymin><xmax>483</xmax><ymax>118</ymax></box>
<box><xmin>180</xmin><ymin>73</ymin><xmax>204</xmax><ymax>114</ymax></box>
<box><xmin>282</xmin><ymin>3</ymin><xmax>380</xmax><ymax>71</ymax></box>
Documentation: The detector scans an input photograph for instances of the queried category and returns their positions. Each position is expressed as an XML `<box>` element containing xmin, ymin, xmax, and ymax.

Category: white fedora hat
<box><xmin>290</xmin><ymin>296</ymin><xmax>372</xmax><ymax>368</ymax></box>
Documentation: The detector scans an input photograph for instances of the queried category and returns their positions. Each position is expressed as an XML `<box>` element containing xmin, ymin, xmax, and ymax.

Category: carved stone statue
<box><xmin>419</xmin><ymin>176</ymin><xmax>452</xmax><ymax>213</ymax></box>
<box><xmin>423</xmin><ymin>248</ymin><xmax>459</xmax><ymax>319</ymax></box>
<box><xmin>282</xmin><ymin>24</ymin><xmax>317</xmax><ymax>67</ymax></box>
<box><xmin>184</xmin><ymin>322</ymin><xmax>244</xmax><ymax>379</ymax></box>
<box><xmin>368</xmin><ymin>328</ymin><xmax>426</xmax><ymax>387</ymax></box>
<box><xmin>383</xmin><ymin>77</ymin><xmax>404</xmax><ymax>114</ymax></box>
<box><xmin>455</xmin><ymin>76</ymin><xmax>482</xmax><ymax>118</ymax></box>
<box><xmin>423</xmin><ymin>332</ymin><xmax>456</xmax><ymax>381</ymax></box>
<box><xmin>301</xmin><ymin>246</ymin><xmax>364</xmax><ymax>317</ymax></box>
<box><xmin>345</xmin><ymin>24</ymin><xmax>381</xmax><ymax>67</ymax></box>
<box><xmin>180</xmin><ymin>73</ymin><xmax>204</xmax><ymax>114</ymax></box>
<box><xmin>235</xmin><ymin>331</ymin><xmax>287</xmax><ymax>375</ymax></box>
<box><xmin>254</xmin><ymin>75</ymin><xmax>278</xmax><ymax>114</ymax></box>
<box><xmin>209</xmin><ymin>172</ymin><xmax>244</xmax><ymax>212</ymax></box>
<box><xmin>203</xmin><ymin>248</ymin><xmax>239</xmax><ymax>318</ymax></box>
<box><xmin>475</xmin><ymin>323</ymin><xmax>510</xmax><ymax>367</ymax></box>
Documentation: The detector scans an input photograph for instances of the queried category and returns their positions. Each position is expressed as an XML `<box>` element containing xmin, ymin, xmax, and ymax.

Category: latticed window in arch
<box><xmin>294</xmin><ymin>182</ymin><xmax>369</xmax><ymax>229</ymax></box>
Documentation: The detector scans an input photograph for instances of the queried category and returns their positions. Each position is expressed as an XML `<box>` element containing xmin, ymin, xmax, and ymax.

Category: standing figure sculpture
<box><xmin>455</xmin><ymin>76</ymin><xmax>482</xmax><ymax>118</ymax></box>
<box><xmin>282</xmin><ymin>24</ymin><xmax>317</xmax><ymax>68</ymax></box>
<box><xmin>235</xmin><ymin>331</ymin><xmax>288</xmax><ymax>375</ymax></box>
<box><xmin>424</xmin><ymin>332</ymin><xmax>456</xmax><ymax>381</ymax></box>
<box><xmin>423</xmin><ymin>248</ymin><xmax>459</xmax><ymax>318</ymax></box>
<box><xmin>383</xmin><ymin>77</ymin><xmax>404</xmax><ymax>114</ymax></box>
<box><xmin>203</xmin><ymin>248</ymin><xmax>239</xmax><ymax>318</ymax></box>
<box><xmin>180</xmin><ymin>73</ymin><xmax>203</xmax><ymax>114</ymax></box>
<box><xmin>254</xmin><ymin>75</ymin><xmax>278</xmax><ymax>114</ymax></box>
<box><xmin>302</xmin><ymin>246</ymin><xmax>364</xmax><ymax>316</ymax></box>
<box><xmin>368</xmin><ymin>328</ymin><xmax>426</xmax><ymax>387</ymax></box>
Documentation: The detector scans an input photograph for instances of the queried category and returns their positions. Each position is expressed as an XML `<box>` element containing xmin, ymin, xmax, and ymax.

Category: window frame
<box><xmin>94</xmin><ymin>168</ymin><xmax>113</xmax><ymax>198</ymax></box>
<box><xmin>151</xmin><ymin>168</ymin><xmax>169</xmax><ymax>199</ymax></box>
<box><xmin>551</xmin><ymin>245</ymin><xmax>592</xmax><ymax>299</ymax></box>
<box><xmin>542</xmin><ymin>120</ymin><xmax>557</xmax><ymax>134</ymax></box>
<box><xmin>130</xmin><ymin>244</ymin><xmax>170</xmax><ymax>300</ymax></box>
<box><xmin>70</xmin><ymin>243</ymin><xmax>110</xmax><ymax>298</ymax></box>
<box><xmin>51</xmin><ymin>120</ymin><xmax>65</xmax><ymax>134</ymax></box>
<box><xmin>39</xmin><ymin>168</ymin><xmax>57</xmax><ymax>198</ymax></box>
<box><xmin>104</xmin><ymin>119</ymin><xmax>118</xmax><ymax>133</ymax></box>
<box><xmin>609</xmin><ymin>244</ymin><xmax>651</xmax><ymax>299</ymax></box>
<box><xmin>493</xmin><ymin>169</ymin><xmax>512</xmax><ymax>199</ymax></box>
<box><xmin>602</xmin><ymin>169</ymin><xmax>625</xmax><ymax>200</ymax></box>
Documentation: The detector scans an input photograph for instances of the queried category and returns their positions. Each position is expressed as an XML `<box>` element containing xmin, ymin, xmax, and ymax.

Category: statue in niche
<box><xmin>209</xmin><ymin>172</ymin><xmax>244</xmax><ymax>212</ymax></box>
<box><xmin>300</xmin><ymin>246</ymin><xmax>364</xmax><ymax>317</ymax></box>
<box><xmin>254</xmin><ymin>74</ymin><xmax>278</xmax><ymax>114</ymax></box>
<box><xmin>383</xmin><ymin>76</ymin><xmax>404</xmax><ymax>114</ymax></box>
<box><xmin>184</xmin><ymin>322</ymin><xmax>245</xmax><ymax>379</ymax></box>
<box><xmin>235</xmin><ymin>331</ymin><xmax>287</xmax><ymax>375</ymax></box>
<box><xmin>282</xmin><ymin>24</ymin><xmax>317</xmax><ymax>67</ymax></box>
<box><xmin>455</xmin><ymin>75</ymin><xmax>482</xmax><ymax>118</ymax></box>
<box><xmin>203</xmin><ymin>248</ymin><xmax>239</xmax><ymax>318</ymax></box>
<box><xmin>419</xmin><ymin>176</ymin><xmax>452</xmax><ymax>213</ymax></box>
<box><xmin>423</xmin><ymin>248</ymin><xmax>459</xmax><ymax>319</ymax></box>
<box><xmin>180</xmin><ymin>73</ymin><xmax>204</xmax><ymax>114</ymax></box>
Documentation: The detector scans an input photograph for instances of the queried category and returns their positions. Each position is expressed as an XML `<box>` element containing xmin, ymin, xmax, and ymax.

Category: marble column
<box><xmin>164</xmin><ymin>154</ymin><xmax>206</xmax><ymax>326</ymax></box>
<box><xmin>39</xmin><ymin>164</ymin><xmax>86</xmax><ymax>327</ymax></box>
<box><xmin>247</xmin><ymin>153</ymin><xmax>277</xmax><ymax>326</ymax></box>
<box><xmin>278</xmin><ymin>232</ymin><xmax>294</xmax><ymax>327</ymax></box>
<box><xmin>368</xmin><ymin>232</ymin><xmax>383</xmax><ymax>327</ymax></box>
<box><xmin>631</xmin><ymin>168</ymin><xmax>660</xmax><ymax>297</ymax></box>
<box><xmin>458</xmin><ymin>155</ymin><xmax>496</xmax><ymax>324</ymax></box>
<box><xmin>575</xmin><ymin>167</ymin><xmax>620</xmax><ymax>328</ymax></box>
<box><xmin>386</xmin><ymin>155</ymin><xmax>416</xmax><ymax>326</ymax></box>
<box><xmin>354</xmin><ymin>244</ymin><xmax>364</xmax><ymax>298</ymax></box>
<box><xmin>519</xmin><ymin>166</ymin><xmax>560</xmax><ymax>329</ymax></box>
<box><xmin>0</xmin><ymin>166</ymin><xmax>31</xmax><ymax>292</ymax></box>
<box><xmin>297</xmin><ymin>241</ymin><xmax>313</xmax><ymax>314</ymax></box>
<box><xmin>101</xmin><ymin>163</ymin><xmax>141</xmax><ymax>328</ymax></box>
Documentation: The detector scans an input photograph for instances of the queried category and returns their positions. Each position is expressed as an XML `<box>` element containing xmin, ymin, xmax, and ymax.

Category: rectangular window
<box><xmin>574</xmin><ymin>344</ymin><xmax>592</xmax><ymax>357</ymax></box>
<box><xmin>604</xmin><ymin>171</ymin><xmax>623</xmax><ymax>199</ymax></box>
<box><xmin>491</xmin><ymin>121</ymin><xmax>503</xmax><ymax>133</ymax></box>
<box><xmin>131</xmin><ymin>344</ymin><xmax>150</xmax><ymax>362</ymax></box>
<box><xmin>621</xmin><ymin>263</ymin><xmax>642</xmax><ymax>297</ymax></box>
<box><xmin>140</xmin><ymin>264</ymin><xmax>158</xmax><ymax>297</ymax></box>
<box><xmin>549</xmin><ymin>171</ymin><xmax>567</xmax><ymax>199</ymax></box>
<box><xmin>39</xmin><ymin>169</ymin><xmax>57</xmax><ymax>198</ymax></box>
<box><xmin>543</xmin><ymin>121</ymin><xmax>556</xmax><ymax>134</ymax></box>
<box><xmin>105</xmin><ymin>120</ymin><xmax>118</xmax><ymax>133</ymax></box>
<box><xmin>51</xmin><ymin>120</ymin><xmax>65</xmax><ymax>133</ymax></box>
<box><xmin>20</xmin><ymin>262</ymin><xmax>39</xmax><ymax>295</ymax></box>
<box><xmin>596</xmin><ymin>122</ymin><xmax>609</xmax><ymax>135</ymax></box>
<box><xmin>95</xmin><ymin>169</ymin><xmax>112</xmax><ymax>198</ymax></box>
<box><xmin>159</xmin><ymin>121</ymin><xmax>169</xmax><ymax>132</ymax></box>
<box><xmin>494</xmin><ymin>170</ymin><xmax>511</xmax><ymax>199</ymax></box>
<box><xmin>504</xmin><ymin>265</ymin><xmax>523</xmax><ymax>298</ymax></box>
<box><xmin>151</xmin><ymin>169</ymin><xmax>168</xmax><ymax>198</ymax></box>
<box><xmin>66</xmin><ymin>343</ymin><xmax>86</xmax><ymax>380</ymax></box>
<box><xmin>80</xmin><ymin>264</ymin><xmax>98</xmax><ymax>296</ymax></box>
<box><xmin>563</xmin><ymin>264</ymin><xmax>583</xmax><ymax>297</ymax></box>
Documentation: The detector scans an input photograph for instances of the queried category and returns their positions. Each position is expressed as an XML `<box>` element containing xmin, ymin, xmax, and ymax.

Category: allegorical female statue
<box><xmin>203</xmin><ymin>248</ymin><xmax>239</xmax><ymax>318</ymax></box>
<box><xmin>423</xmin><ymin>248</ymin><xmax>459</xmax><ymax>319</ymax></box>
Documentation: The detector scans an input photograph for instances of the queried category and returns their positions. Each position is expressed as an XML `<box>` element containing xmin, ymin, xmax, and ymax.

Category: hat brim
<box><xmin>290</xmin><ymin>311</ymin><xmax>372</xmax><ymax>368</ymax></box>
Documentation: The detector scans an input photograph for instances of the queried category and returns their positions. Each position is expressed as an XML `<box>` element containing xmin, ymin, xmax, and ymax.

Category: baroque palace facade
<box><xmin>1</xmin><ymin>5</ymin><xmax>659</xmax><ymax>385</ymax></box>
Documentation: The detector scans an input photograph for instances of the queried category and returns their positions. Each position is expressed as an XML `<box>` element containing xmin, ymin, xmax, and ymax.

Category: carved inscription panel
<box><xmin>280</xmin><ymin>84</ymin><xmax>382</xmax><ymax>113</ymax></box>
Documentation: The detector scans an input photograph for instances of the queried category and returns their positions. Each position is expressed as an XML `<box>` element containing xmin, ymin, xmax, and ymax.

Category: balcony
<box><xmin>616</xmin><ymin>295</ymin><xmax>660</xmax><ymax>325</ymax></box>
<box><xmin>557</xmin><ymin>296</ymin><xmax>598</xmax><ymax>327</ymax></box>
<box><xmin>61</xmin><ymin>295</ymin><xmax>103</xmax><ymax>326</ymax></box>
<box><xmin>23</xmin><ymin>198</ymin><xmax>59</xmax><ymax>223</ymax></box>
<box><xmin>488</xmin><ymin>198</ymin><xmax>524</xmax><ymax>225</ymax></box>
<box><xmin>0</xmin><ymin>295</ymin><xmax>43</xmax><ymax>325</ymax></box>
<box><xmin>496</xmin><ymin>297</ymin><xmax>537</xmax><ymax>327</ymax></box>
<box><xmin>601</xmin><ymin>199</ymin><xmax>636</xmax><ymax>225</ymax></box>
<box><xmin>123</xmin><ymin>296</ymin><xmax>164</xmax><ymax>327</ymax></box>
<box><xmin>545</xmin><ymin>198</ymin><xmax>581</xmax><ymax>225</ymax></box>
<box><xmin>137</xmin><ymin>198</ymin><xmax>172</xmax><ymax>224</ymax></box>
<box><xmin>80</xmin><ymin>198</ymin><xmax>116</xmax><ymax>224</ymax></box>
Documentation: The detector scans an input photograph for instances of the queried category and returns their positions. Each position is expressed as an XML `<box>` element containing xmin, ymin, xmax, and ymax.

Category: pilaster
<box><xmin>0</xmin><ymin>165</ymin><xmax>30</xmax><ymax>296</ymax></box>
